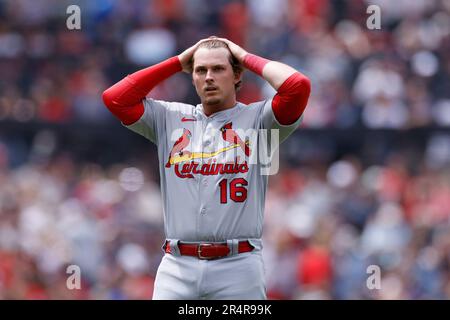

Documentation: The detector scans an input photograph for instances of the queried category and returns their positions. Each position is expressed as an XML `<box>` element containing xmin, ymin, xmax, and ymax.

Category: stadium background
<box><xmin>0</xmin><ymin>0</ymin><xmax>449</xmax><ymax>299</ymax></box>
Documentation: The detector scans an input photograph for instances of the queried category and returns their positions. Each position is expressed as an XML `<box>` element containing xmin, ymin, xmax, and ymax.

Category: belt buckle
<box><xmin>197</xmin><ymin>243</ymin><xmax>214</xmax><ymax>260</ymax></box>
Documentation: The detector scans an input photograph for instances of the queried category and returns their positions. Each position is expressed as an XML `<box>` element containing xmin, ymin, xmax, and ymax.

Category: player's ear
<box><xmin>234</xmin><ymin>70</ymin><xmax>243</xmax><ymax>92</ymax></box>
<box><xmin>234</xmin><ymin>70</ymin><xmax>243</xmax><ymax>84</ymax></box>
<box><xmin>234</xmin><ymin>71</ymin><xmax>243</xmax><ymax>84</ymax></box>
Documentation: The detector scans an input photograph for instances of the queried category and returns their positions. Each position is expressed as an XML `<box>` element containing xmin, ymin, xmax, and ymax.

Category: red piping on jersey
<box><xmin>102</xmin><ymin>56</ymin><xmax>182</xmax><ymax>125</ymax></box>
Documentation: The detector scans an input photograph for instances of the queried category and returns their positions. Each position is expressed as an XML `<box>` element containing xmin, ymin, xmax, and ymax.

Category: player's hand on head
<box><xmin>177</xmin><ymin>37</ymin><xmax>248</xmax><ymax>73</ymax></box>
<box><xmin>177</xmin><ymin>38</ymin><xmax>211</xmax><ymax>73</ymax></box>
<box><xmin>214</xmin><ymin>37</ymin><xmax>248</xmax><ymax>64</ymax></box>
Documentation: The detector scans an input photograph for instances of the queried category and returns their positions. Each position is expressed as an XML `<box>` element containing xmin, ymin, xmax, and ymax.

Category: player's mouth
<box><xmin>204</xmin><ymin>86</ymin><xmax>218</xmax><ymax>93</ymax></box>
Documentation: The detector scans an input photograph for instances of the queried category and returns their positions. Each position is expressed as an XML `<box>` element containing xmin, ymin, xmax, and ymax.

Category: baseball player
<box><xmin>102</xmin><ymin>36</ymin><xmax>311</xmax><ymax>299</ymax></box>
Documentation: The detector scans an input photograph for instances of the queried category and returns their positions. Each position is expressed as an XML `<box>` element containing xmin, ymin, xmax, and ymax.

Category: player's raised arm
<box><xmin>102</xmin><ymin>39</ymin><xmax>211</xmax><ymax>125</ymax></box>
<box><xmin>218</xmin><ymin>37</ymin><xmax>311</xmax><ymax>126</ymax></box>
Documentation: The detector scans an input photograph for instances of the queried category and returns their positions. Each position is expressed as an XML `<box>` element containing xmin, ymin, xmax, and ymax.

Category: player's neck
<box><xmin>202</xmin><ymin>97</ymin><xmax>237</xmax><ymax>117</ymax></box>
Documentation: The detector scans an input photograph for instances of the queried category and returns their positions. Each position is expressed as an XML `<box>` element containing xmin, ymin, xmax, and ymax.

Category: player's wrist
<box><xmin>234</xmin><ymin>49</ymin><xmax>248</xmax><ymax>64</ymax></box>
<box><xmin>243</xmin><ymin>53</ymin><xmax>270</xmax><ymax>77</ymax></box>
<box><xmin>171</xmin><ymin>55</ymin><xmax>183</xmax><ymax>72</ymax></box>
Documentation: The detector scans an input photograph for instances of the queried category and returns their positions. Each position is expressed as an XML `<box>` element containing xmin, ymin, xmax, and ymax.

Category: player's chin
<box><xmin>204</xmin><ymin>97</ymin><xmax>222</xmax><ymax>106</ymax></box>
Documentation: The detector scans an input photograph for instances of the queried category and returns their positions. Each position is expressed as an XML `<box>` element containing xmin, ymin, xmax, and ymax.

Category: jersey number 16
<box><xmin>219</xmin><ymin>178</ymin><xmax>248</xmax><ymax>203</ymax></box>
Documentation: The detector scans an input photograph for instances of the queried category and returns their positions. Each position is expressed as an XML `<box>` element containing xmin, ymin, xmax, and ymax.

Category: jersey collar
<box><xmin>194</xmin><ymin>102</ymin><xmax>243</xmax><ymax>121</ymax></box>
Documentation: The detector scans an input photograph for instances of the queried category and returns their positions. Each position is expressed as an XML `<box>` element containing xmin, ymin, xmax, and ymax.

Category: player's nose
<box><xmin>205</xmin><ymin>69</ymin><xmax>214</xmax><ymax>82</ymax></box>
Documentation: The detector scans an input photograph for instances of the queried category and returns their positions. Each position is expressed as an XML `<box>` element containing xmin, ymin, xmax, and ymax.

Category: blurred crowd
<box><xmin>0</xmin><ymin>132</ymin><xmax>449</xmax><ymax>299</ymax></box>
<box><xmin>264</xmin><ymin>147</ymin><xmax>450</xmax><ymax>299</ymax></box>
<box><xmin>0</xmin><ymin>0</ymin><xmax>449</xmax><ymax>127</ymax></box>
<box><xmin>1</xmin><ymin>0</ymin><xmax>450</xmax><ymax>300</ymax></box>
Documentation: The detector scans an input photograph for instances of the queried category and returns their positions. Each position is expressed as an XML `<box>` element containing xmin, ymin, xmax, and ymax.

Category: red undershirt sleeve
<box><xmin>271</xmin><ymin>72</ymin><xmax>311</xmax><ymax>125</ymax></box>
<box><xmin>243</xmin><ymin>53</ymin><xmax>311</xmax><ymax>126</ymax></box>
<box><xmin>102</xmin><ymin>56</ymin><xmax>182</xmax><ymax>125</ymax></box>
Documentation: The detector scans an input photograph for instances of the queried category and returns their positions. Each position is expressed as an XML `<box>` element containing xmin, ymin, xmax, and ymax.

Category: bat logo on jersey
<box><xmin>165</xmin><ymin>123</ymin><xmax>252</xmax><ymax>178</ymax></box>
<box><xmin>165</xmin><ymin>128</ymin><xmax>192</xmax><ymax>168</ymax></box>
<box><xmin>220</xmin><ymin>122</ymin><xmax>251</xmax><ymax>157</ymax></box>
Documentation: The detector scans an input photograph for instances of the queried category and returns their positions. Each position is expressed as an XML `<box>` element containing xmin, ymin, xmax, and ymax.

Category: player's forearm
<box><xmin>243</xmin><ymin>54</ymin><xmax>298</xmax><ymax>90</ymax></box>
<box><xmin>103</xmin><ymin>56</ymin><xmax>181</xmax><ymax>108</ymax></box>
<box><xmin>244</xmin><ymin>53</ymin><xmax>311</xmax><ymax>125</ymax></box>
<box><xmin>262</xmin><ymin>61</ymin><xmax>300</xmax><ymax>90</ymax></box>
<box><xmin>102</xmin><ymin>56</ymin><xmax>181</xmax><ymax>124</ymax></box>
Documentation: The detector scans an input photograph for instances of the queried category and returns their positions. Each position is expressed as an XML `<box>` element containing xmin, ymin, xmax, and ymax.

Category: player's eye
<box><xmin>195</xmin><ymin>68</ymin><xmax>206</xmax><ymax>74</ymax></box>
<box><xmin>213</xmin><ymin>66</ymin><xmax>224</xmax><ymax>71</ymax></box>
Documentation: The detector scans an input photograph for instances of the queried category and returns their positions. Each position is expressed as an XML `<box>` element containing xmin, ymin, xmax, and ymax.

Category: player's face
<box><xmin>192</xmin><ymin>48</ymin><xmax>240</xmax><ymax>109</ymax></box>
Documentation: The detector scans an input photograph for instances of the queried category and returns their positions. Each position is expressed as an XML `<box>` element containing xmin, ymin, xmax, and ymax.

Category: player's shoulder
<box><xmin>145</xmin><ymin>97</ymin><xmax>195</xmax><ymax>114</ymax></box>
<box><xmin>239</xmin><ymin>99</ymin><xmax>271</xmax><ymax>113</ymax></box>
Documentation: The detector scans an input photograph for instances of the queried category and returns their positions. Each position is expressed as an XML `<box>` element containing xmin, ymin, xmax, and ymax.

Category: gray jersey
<box><xmin>126</xmin><ymin>98</ymin><xmax>301</xmax><ymax>242</ymax></box>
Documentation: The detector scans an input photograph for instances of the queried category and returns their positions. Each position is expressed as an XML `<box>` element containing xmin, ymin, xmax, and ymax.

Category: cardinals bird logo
<box><xmin>220</xmin><ymin>122</ymin><xmax>251</xmax><ymax>157</ymax></box>
<box><xmin>165</xmin><ymin>128</ymin><xmax>192</xmax><ymax>168</ymax></box>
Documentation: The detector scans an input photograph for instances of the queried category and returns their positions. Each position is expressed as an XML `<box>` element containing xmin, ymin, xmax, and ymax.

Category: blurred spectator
<box><xmin>0</xmin><ymin>0</ymin><xmax>448</xmax><ymax>127</ymax></box>
<box><xmin>0</xmin><ymin>0</ymin><xmax>449</xmax><ymax>300</ymax></box>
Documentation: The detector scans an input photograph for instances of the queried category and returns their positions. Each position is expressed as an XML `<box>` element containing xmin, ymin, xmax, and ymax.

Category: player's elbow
<box><xmin>293</xmin><ymin>73</ymin><xmax>312</xmax><ymax>99</ymax></box>
<box><xmin>302</xmin><ymin>75</ymin><xmax>311</xmax><ymax>97</ymax></box>
<box><xmin>102</xmin><ymin>87</ymin><xmax>114</xmax><ymax>109</ymax></box>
